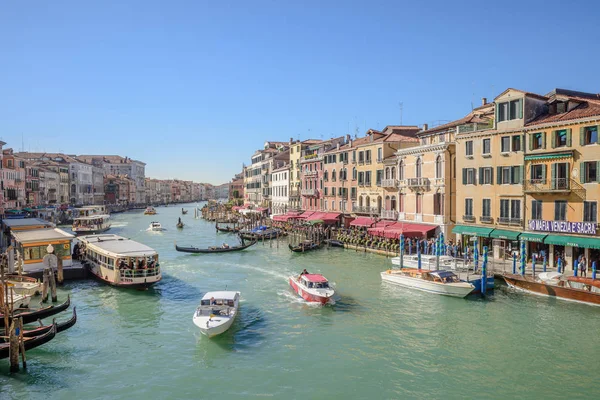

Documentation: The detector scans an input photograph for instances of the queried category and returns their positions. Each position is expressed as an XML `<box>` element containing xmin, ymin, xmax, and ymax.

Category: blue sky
<box><xmin>1</xmin><ymin>0</ymin><xmax>599</xmax><ymax>184</ymax></box>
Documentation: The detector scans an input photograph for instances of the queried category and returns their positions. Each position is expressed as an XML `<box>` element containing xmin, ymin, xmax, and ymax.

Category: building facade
<box><xmin>271</xmin><ymin>165</ymin><xmax>289</xmax><ymax>215</ymax></box>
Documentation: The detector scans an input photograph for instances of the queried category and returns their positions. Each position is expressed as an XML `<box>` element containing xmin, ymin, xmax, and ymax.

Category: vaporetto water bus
<box><xmin>72</xmin><ymin>214</ymin><xmax>111</xmax><ymax>234</ymax></box>
<box><xmin>79</xmin><ymin>234</ymin><xmax>161</xmax><ymax>289</ymax></box>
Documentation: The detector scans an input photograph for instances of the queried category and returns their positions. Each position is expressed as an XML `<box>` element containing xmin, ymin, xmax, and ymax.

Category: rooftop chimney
<box><xmin>337</xmin><ymin>142</ymin><xmax>340</xmax><ymax>150</ymax></box>
<box><xmin>346</xmin><ymin>134</ymin><xmax>350</xmax><ymax>143</ymax></box>
<box><xmin>482</xmin><ymin>97</ymin><xmax>487</xmax><ymax>106</ymax></box>
<box><xmin>289</xmin><ymin>137</ymin><xmax>293</xmax><ymax>144</ymax></box>
<box><xmin>422</xmin><ymin>123</ymin><xmax>428</xmax><ymax>131</ymax></box>
<box><xmin>370</xmin><ymin>133</ymin><xmax>374</xmax><ymax>142</ymax></box>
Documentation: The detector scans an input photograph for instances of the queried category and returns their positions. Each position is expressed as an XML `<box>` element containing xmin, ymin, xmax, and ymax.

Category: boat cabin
<box><xmin>300</xmin><ymin>274</ymin><xmax>330</xmax><ymax>289</ymax></box>
<box><xmin>196</xmin><ymin>291</ymin><xmax>239</xmax><ymax>316</ymax></box>
<box><xmin>10</xmin><ymin>228</ymin><xmax>75</xmax><ymax>272</ymax></box>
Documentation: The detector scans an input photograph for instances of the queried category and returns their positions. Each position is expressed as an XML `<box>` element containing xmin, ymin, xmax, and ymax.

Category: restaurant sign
<box><xmin>528</xmin><ymin>219</ymin><xmax>597</xmax><ymax>235</ymax></box>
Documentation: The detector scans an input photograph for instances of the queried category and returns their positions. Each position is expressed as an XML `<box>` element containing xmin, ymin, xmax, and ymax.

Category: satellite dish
<box><xmin>572</xmin><ymin>168</ymin><xmax>579</xmax><ymax>178</ymax></box>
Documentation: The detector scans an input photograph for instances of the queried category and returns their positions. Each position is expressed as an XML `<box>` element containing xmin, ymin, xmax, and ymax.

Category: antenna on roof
<box><xmin>399</xmin><ymin>102</ymin><xmax>403</xmax><ymax>125</ymax></box>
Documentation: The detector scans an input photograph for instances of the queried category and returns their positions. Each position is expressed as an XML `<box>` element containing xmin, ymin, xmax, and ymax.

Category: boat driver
<box><xmin>300</xmin><ymin>269</ymin><xmax>309</xmax><ymax>275</ymax></box>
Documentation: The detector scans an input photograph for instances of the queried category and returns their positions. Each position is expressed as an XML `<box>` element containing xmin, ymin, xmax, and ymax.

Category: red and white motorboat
<box><xmin>289</xmin><ymin>273</ymin><xmax>335</xmax><ymax>304</ymax></box>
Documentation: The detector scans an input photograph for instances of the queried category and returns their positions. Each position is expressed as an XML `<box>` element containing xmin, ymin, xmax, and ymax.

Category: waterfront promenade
<box><xmin>1</xmin><ymin>205</ymin><xmax>599</xmax><ymax>399</ymax></box>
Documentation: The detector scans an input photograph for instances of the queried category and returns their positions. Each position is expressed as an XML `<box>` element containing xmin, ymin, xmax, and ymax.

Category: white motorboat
<box><xmin>147</xmin><ymin>222</ymin><xmax>165</xmax><ymax>231</ymax></box>
<box><xmin>289</xmin><ymin>273</ymin><xmax>335</xmax><ymax>304</ymax></box>
<box><xmin>5</xmin><ymin>275</ymin><xmax>42</xmax><ymax>296</ymax></box>
<box><xmin>5</xmin><ymin>287</ymin><xmax>32</xmax><ymax>308</ymax></box>
<box><xmin>381</xmin><ymin>268</ymin><xmax>475</xmax><ymax>298</ymax></box>
<box><xmin>193</xmin><ymin>291</ymin><xmax>240</xmax><ymax>338</ymax></box>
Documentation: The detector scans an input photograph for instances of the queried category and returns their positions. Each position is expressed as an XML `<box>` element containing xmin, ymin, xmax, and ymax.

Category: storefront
<box><xmin>488</xmin><ymin>229</ymin><xmax>521</xmax><ymax>260</ymax></box>
<box><xmin>519</xmin><ymin>232</ymin><xmax>548</xmax><ymax>263</ymax></box>
<box><xmin>452</xmin><ymin>225</ymin><xmax>494</xmax><ymax>253</ymax></box>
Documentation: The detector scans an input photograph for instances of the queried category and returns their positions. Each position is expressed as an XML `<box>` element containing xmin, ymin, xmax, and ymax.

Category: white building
<box><xmin>70</xmin><ymin>162</ymin><xmax>94</xmax><ymax>205</ymax></box>
<box><xmin>271</xmin><ymin>165</ymin><xmax>289</xmax><ymax>215</ymax></box>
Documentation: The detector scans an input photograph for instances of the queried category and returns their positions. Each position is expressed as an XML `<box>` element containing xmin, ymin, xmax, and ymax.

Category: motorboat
<box><xmin>390</xmin><ymin>254</ymin><xmax>494</xmax><ymax>294</ymax></box>
<box><xmin>147</xmin><ymin>222</ymin><xmax>165</xmax><ymax>231</ymax></box>
<box><xmin>79</xmin><ymin>234</ymin><xmax>161</xmax><ymax>289</ymax></box>
<box><xmin>192</xmin><ymin>291</ymin><xmax>240</xmax><ymax>338</ymax></box>
<box><xmin>144</xmin><ymin>207</ymin><xmax>157</xmax><ymax>215</ymax></box>
<box><xmin>503</xmin><ymin>272</ymin><xmax>600</xmax><ymax>306</ymax></box>
<box><xmin>5</xmin><ymin>288</ymin><xmax>32</xmax><ymax>309</ymax></box>
<box><xmin>381</xmin><ymin>268</ymin><xmax>475</xmax><ymax>298</ymax></box>
<box><xmin>289</xmin><ymin>273</ymin><xmax>335</xmax><ymax>304</ymax></box>
<box><xmin>4</xmin><ymin>275</ymin><xmax>42</xmax><ymax>296</ymax></box>
<box><xmin>72</xmin><ymin>214</ymin><xmax>111</xmax><ymax>234</ymax></box>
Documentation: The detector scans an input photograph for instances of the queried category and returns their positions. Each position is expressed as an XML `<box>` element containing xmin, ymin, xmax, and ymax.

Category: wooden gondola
<box><xmin>176</xmin><ymin>222</ymin><xmax>184</xmax><ymax>229</ymax></box>
<box><xmin>22</xmin><ymin>307</ymin><xmax>78</xmax><ymax>337</ymax></box>
<box><xmin>175</xmin><ymin>239</ymin><xmax>257</xmax><ymax>254</ymax></box>
<box><xmin>215</xmin><ymin>222</ymin><xmax>240</xmax><ymax>234</ymax></box>
<box><xmin>0</xmin><ymin>295</ymin><xmax>71</xmax><ymax>328</ymax></box>
<box><xmin>0</xmin><ymin>322</ymin><xmax>57</xmax><ymax>360</ymax></box>
<box><xmin>239</xmin><ymin>229</ymin><xmax>281</xmax><ymax>241</ymax></box>
<box><xmin>182</xmin><ymin>208</ymin><xmax>188</xmax><ymax>215</ymax></box>
<box><xmin>289</xmin><ymin>241</ymin><xmax>322</xmax><ymax>253</ymax></box>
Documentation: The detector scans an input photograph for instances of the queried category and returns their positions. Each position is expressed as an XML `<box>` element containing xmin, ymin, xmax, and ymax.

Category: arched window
<box><xmin>324</xmin><ymin>170</ymin><xmax>328</xmax><ymax>181</ymax></box>
<box><xmin>366</xmin><ymin>197</ymin><xmax>371</xmax><ymax>208</ymax></box>
<box><xmin>332</xmin><ymin>169</ymin><xmax>336</xmax><ymax>181</ymax></box>
<box><xmin>391</xmin><ymin>167</ymin><xmax>396</xmax><ymax>179</ymax></box>
<box><xmin>359</xmin><ymin>196</ymin><xmax>363</xmax><ymax>207</ymax></box>
<box><xmin>416</xmin><ymin>158</ymin><xmax>422</xmax><ymax>178</ymax></box>
<box><xmin>385</xmin><ymin>168</ymin><xmax>390</xmax><ymax>179</ymax></box>
<box><xmin>352</xmin><ymin>167</ymin><xmax>357</xmax><ymax>180</ymax></box>
<box><xmin>385</xmin><ymin>195</ymin><xmax>391</xmax><ymax>210</ymax></box>
<box><xmin>435</xmin><ymin>156</ymin><xmax>442</xmax><ymax>179</ymax></box>
<box><xmin>391</xmin><ymin>196</ymin><xmax>397</xmax><ymax>211</ymax></box>
<box><xmin>331</xmin><ymin>201</ymin><xmax>335</xmax><ymax>210</ymax></box>
<box><xmin>399</xmin><ymin>161</ymin><xmax>404</xmax><ymax>180</ymax></box>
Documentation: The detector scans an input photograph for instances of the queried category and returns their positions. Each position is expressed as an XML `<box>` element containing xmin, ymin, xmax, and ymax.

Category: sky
<box><xmin>1</xmin><ymin>0</ymin><xmax>599</xmax><ymax>184</ymax></box>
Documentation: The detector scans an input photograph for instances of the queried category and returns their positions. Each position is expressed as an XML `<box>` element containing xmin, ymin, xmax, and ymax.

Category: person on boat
<box><xmin>72</xmin><ymin>242</ymin><xmax>80</xmax><ymax>260</ymax></box>
<box><xmin>178</xmin><ymin>217</ymin><xmax>182</xmax><ymax>224</ymax></box>
<box><xmin>300</xmin><ymin>269</ymin><xmax>309</xmax><ymax>275</ymax></box>
<box><xmin>210</xmin><ymin>297</ymin><xmax>216</xmax><ymax>305</ymax></box>
<box><xmin>222</xmin><ymin>243</ymin><xmax>230</xmax><ymax>249</ymax></box>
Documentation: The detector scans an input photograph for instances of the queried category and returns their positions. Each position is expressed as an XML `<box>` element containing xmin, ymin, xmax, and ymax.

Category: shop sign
<box><xmin>528</xmin><ymin>219</ymin><xmax>597</xmax><ymax>235</ymax></box>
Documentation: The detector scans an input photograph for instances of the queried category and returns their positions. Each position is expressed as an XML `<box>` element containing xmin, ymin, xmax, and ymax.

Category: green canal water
<box><xmin>1</xmin><ymin>204</ymin><xmax>599</xmax><ymax>399</ymax></box>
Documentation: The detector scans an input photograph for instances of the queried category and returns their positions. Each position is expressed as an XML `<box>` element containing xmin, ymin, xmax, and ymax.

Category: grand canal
<box><xmin>1</xmin><ymin>204</ymin><xmax>599</xmax><ymax>399</ymax></box>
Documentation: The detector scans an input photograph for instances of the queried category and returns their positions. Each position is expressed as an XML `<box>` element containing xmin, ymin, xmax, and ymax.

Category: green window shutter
<box><xmin>597</xmin><ymin>161</ymin><xmax>600</xmax><ymax>182</ymax></box>
<box><xmin>478</xmin><ymin>167</ymin><xmax>483</xmax><ymax>184</ymax></box>
<box><xmin>528</xmin><ymin>134</ymin><xmax>533</xmax><ymax>151</ymax></box>
<box><xmin>519</xmin><ymin>165</ymin><xmax>524</xmax><ymax>184</ymax></box>
<box><xmin>472</xmin><ymin>169</ymin><xmax>477</xmax><ymax>186</ymax></box>
<box><xmin>551</xmin><ymin>130</ymin><xmax>556</xmax><ymax>148</ymax></box>
<box><xmin>521</xmin><ymin>134</ymin><xmax>524</xmax><ymax>151</ymax></box>
<box><xmin>566</xmin><ymin>128</ymin><xmax>572</xmax><ymax>147</ymax></box>
<box><xmin>541</xmin><ymin>164</ymin><xmax>546</xmax><ymax>181</ymax></box>
<box><xmin>551</xmin><ymin>163</ymin><xmax>556</xmax><ymax>189</ymax></box>
<box><xmin>497</xmin><ymin>166</ymin><xmax>502</xmax><ymax>184</ymax></box>
<box><xmin>490</xmin><ymin>167</ymin><xmax>494</xmax><ymax>185</ymax></box>
<box><xmin>462</xmin><ymin>168</ymin><xmax>467</xmax><ymax>185</ymax></box>
<box><xmin>518</xmin><ymin>98</ymin><xmax>523</xmax><ymax>119</ymax></box>
<box><xmin>542</xmin><ymin>132</ymin><xmax>546</xmax><ymax>149</ymax></box>
<box><xmin>597</xmin><ymin>126</ymin><xmax>600</xmax><ymax>144</ymax></box>
<box><xmin>580</xmin><ymin>127</ymin><xmax>586</xmax><ymax>146</ymax></box>
<box><xmin>580</xmin><ymin>162</ymin><xmax>586</xmax><ymax>184</ymax></box>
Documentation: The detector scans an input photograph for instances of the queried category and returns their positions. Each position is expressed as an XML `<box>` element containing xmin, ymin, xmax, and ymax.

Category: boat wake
<box><xmin>219</xmin><ymin>262</ymin><xmax>290</xmax><ymax>281</ymax></box>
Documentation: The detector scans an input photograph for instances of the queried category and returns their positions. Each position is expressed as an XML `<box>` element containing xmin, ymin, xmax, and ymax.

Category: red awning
<box><xmin>272</xmin><ymin>215</ymin><xmax>289</xmax><ymax>222</ymax></box>
<box><xmin>307</xmin><ymin>212</ymin><xmax>326</xmax><ymax>221</ymax></box>
<box><xmin>297</xmin><ymin>211</ymin><xmax>315</xmax><ymax>219</ymax></box>
<box><xmin>255</xmin><ymin>207</ymin><xmax>268</xmax><ymax>212</ymax></box>
<box><xmin>350</xmin><ymin>217</ymin><xmax>376</xmax><ymax>227</ymax></box>
<box><xmin>232</xmin><ymin>206</ymin><xmax>244</xmax><ymax>211</ymax></box>
<box><xmin>322</xmin><ymin>212</ymin><xmax>341</xmax><ymax>221</ymax></box>
<box><xmin>401</xmin><ymin>223</ymin><xmax>437</xmax><ymax>237</ymax></box>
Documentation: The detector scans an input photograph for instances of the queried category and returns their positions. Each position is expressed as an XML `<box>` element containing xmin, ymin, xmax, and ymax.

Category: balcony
<box><xmin>304</xmin><ymin>170</ymin><xmax>318</xmax><ymax>177</ymax></box>
<box><xmin>302</xmin><ymin>154</ymin><xmax>323</xmax><ymax>162</ymax></box>
<box><xmin>463</xmin><ymin>215</ymin><xmax>476</xmax><ymax>222</ymax></box>
<box><xmin>301</xmin><ymin>188</ymin><xmax>317</xmax><ymax>197</ymax></box>
<box><xmin>381</xmin><ymin>179</ymin><xmax>399</xmax><ymax>188</ymax></box>
<box><xmin>365</xmin><ymin>159</ymin><xmax>372</xmax><ymax>165</ymax></box>
<box><xmin>457</xmin><ymin>120</ymin><xmax>493</xmax><ymax>133</ymax></box>
<box><xmin>405</xmin><ymin>177</ymin><xmax>430</xmax><ymax>189</ymax></box>
<box><xmin>433</xmin><ymin>178</ymin><xmax>445</xmax><ymax>187</ymax></box>
<box><xmin>524</xmin><ymin>178</ymin><xmax>584</xmax><ymax>197</ymax></box>
<box><xmin>381</xmin><ymin>210</ymin><xmax>398</xmax><ymax>220</ymax></box>
<box><xmin>350</xmin><ymin>193</ymin><xmax>357</xmax><ymax>200</ymax></box>
<box><xmin>498</xmin><ymin>217</ymin><xmax>523</xmax><ymax>226</ymax></box>
<box><xmin>339</xmin><ymin>192</ymin><xmax>348</xmax><ymax>199</ymax></box>
<box><xmin>480</xmin><ymin>216</ymin><xmax>493</xmax><ymax>224</ymax></box>
<box><xmin>358</xmin><ymin>159</ymin><xmax>365</xmax><ymax>165</ymax></box>
<box><xmin>352</xmin><ymin>206</ymin><xmax>380</xmax><ymax>215</ymax></box>
<box><xmin>343</xmin><ymin>159</ymin><xmax>349</xmax><ymax>165</ymax></box>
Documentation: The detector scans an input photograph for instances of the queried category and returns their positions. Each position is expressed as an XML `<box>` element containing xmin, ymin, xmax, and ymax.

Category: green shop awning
<box><xmin>490</xmin><ymin>229</ymin><xmax>521</xmax><ymax>240</ymax></box>
<box><xmin>452</xmin><ymin>225</ymin><xmax>494</xmax><ymax>237</ymax></box>
<box><xmin>524</xmin><ymin>152</ymin><xmax>572</xmax><ymax>161</ymax></box>
<box><xmin>544</xmin><ymin>234</ymin><xmax>600</xmax><ymax>249</ymax></box>
<box><xmin>519</xmin><ymin>232</ymin><xmax>547</xmax><ymax>243</ymax></box>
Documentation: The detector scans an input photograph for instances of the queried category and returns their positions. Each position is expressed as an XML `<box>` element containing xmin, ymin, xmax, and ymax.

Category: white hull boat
<box><xmin>381</xmin><ymin>269</ymin><xmax>475</xmax><ymax>298</ymax></box>
<box><xmin>147</xmin><ymin>222</ymin><xmax>165</xmax><ymax>231</ymax></box>
<box><xmin>193</xmin><ymin>291</ymin><xmax>240</xmax><ymax>338</ymax></box>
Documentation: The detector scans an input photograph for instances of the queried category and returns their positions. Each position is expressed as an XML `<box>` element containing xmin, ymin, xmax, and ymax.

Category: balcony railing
<box><xmin>352</xmin><ymin>206</ymin><xmax>380</xmax><ymax>215</ymax></box>
<box><xmin>304</xmin><ymin>170</ymin><xmax>318</xmax><ymax>177</ymax></box>
<box><xmin>358</xmin><ymin>159</ymin><xmax>365</xmax><ymax>165</ymax></box>
<box><xmin>524</xmin><ymin>178</ymin><xmax>577</xmax><ymax>193</ymax></box>
<box><xmin>457</xmin><ymin>120</ymin><xmax>493</xmax><ymax>133</ymax></box>
<box><xmin>365</xmin><ymin>159</ymin><xmax>372</xmax><ymax>165</ymax></box>
<box><xmin>381</xmin><ymin>210</ymin><xmax>398</xmax><ymax>220</ymax></box>
<box><xmin>301</xmin><ymin>188</ymin><xmax>317</xmax><ymax>196</ymax></box>
<box><xmin>350</xmin><ymin>193</ymin><xmax>357</xmax><ymax>200</ymax></box>
<box><xmin>480</xmin><ymin>216</ymin><xmax>493</xmax><ymax>223</ymax></box>
<box><xmin>381</xmin><ymin>179</ymin><xmax>399</xmax><ymax>188</ymax></box>
<box><xmin>433</xmin><ymin>178</ymin><xmax>445</xmax><ymax>187</ymax></box>
<box><xmin>405</xmin><ymin>177</ymin><xmax>430</xmax><ymax>189</ymax></box>
<box><xmin>463</xmin><ymin>215</ymin><xmax>476</xmax><ymax>222</ymax></box>
<box><xmin>498</xmin><ymin>217</ymin><xmax>523</xmax><ymax>226</ymax></box>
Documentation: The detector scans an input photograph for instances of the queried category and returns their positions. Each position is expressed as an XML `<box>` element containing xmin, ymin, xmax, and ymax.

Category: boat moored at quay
<box><xmin>503</xmin><ymin>272</ymin><xmax>600</xmax><ymax>306</ymax></box>
<box><xmin>72</xmin><ymin>214</ymin><xmax>112</xmax><ymax>234</ymax></box>
<box><xmin>79</xmin><ymin>234</ymin><xmax>161</xmax><ymax>289</ymax></box>
<box><xmin>381</xmin><ymin>268</ymin><xmax>475</xmax><ymax>298</ymax></box>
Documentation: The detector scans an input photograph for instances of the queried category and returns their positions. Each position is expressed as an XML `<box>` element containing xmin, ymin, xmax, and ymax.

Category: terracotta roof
<box><xmin>384</xmin><ymin>133</ymin><xmax>419</xmax><ymax>143</ymax></box>
<box><xmin>494</xmin><ymin>88</ymin><xmax>548</xmax><ymax>102</ymax></box>
<box><xmin>526</xmin><ymin>97</ymin><xmax>600</xmax><ymax>126</ymax></box>
<box><xmin>421</xmin><ymin>103</ymin><xmax>494</xmax><ymax>135</ymax></box>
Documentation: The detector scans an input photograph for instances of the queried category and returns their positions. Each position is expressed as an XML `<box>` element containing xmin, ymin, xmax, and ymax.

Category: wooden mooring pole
<box><xmin>9</xmin><ymin>320</ymin><xmax>19</xmax><ymax>372</ymax></box>
<box><xmin>49</xmin><ymin>267</ymin><xmax>57</xmax><ymax>302</ymax></box>
<box><xmin>57</xmin><ymin>257</ymin><xmax>64</xmax><ymax>284</ymax></box>
<box><xmin>42</xmin><ymin>267</ymin><xmax>50</xmax><ymax>303</ymax></box>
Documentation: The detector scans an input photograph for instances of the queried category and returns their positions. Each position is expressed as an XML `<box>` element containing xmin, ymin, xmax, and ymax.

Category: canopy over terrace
<box><xmin>349</xmin><ymin>217</ymin><xmax>377</xmax><ymax>227</ymax></box>
<box><xmin>368</xmin><ymin>222</ymin><xmax>437</xmax><ymax>239</ymax></box>
<box><xmin>271</xmin><ymin>211</ymin><xmax>302</xmax><ymax>222</ymax></box>
<box><xmin>306</xmin><ymin>212</ymin><xmax>341</xmax><ymax>225</ymax></box>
